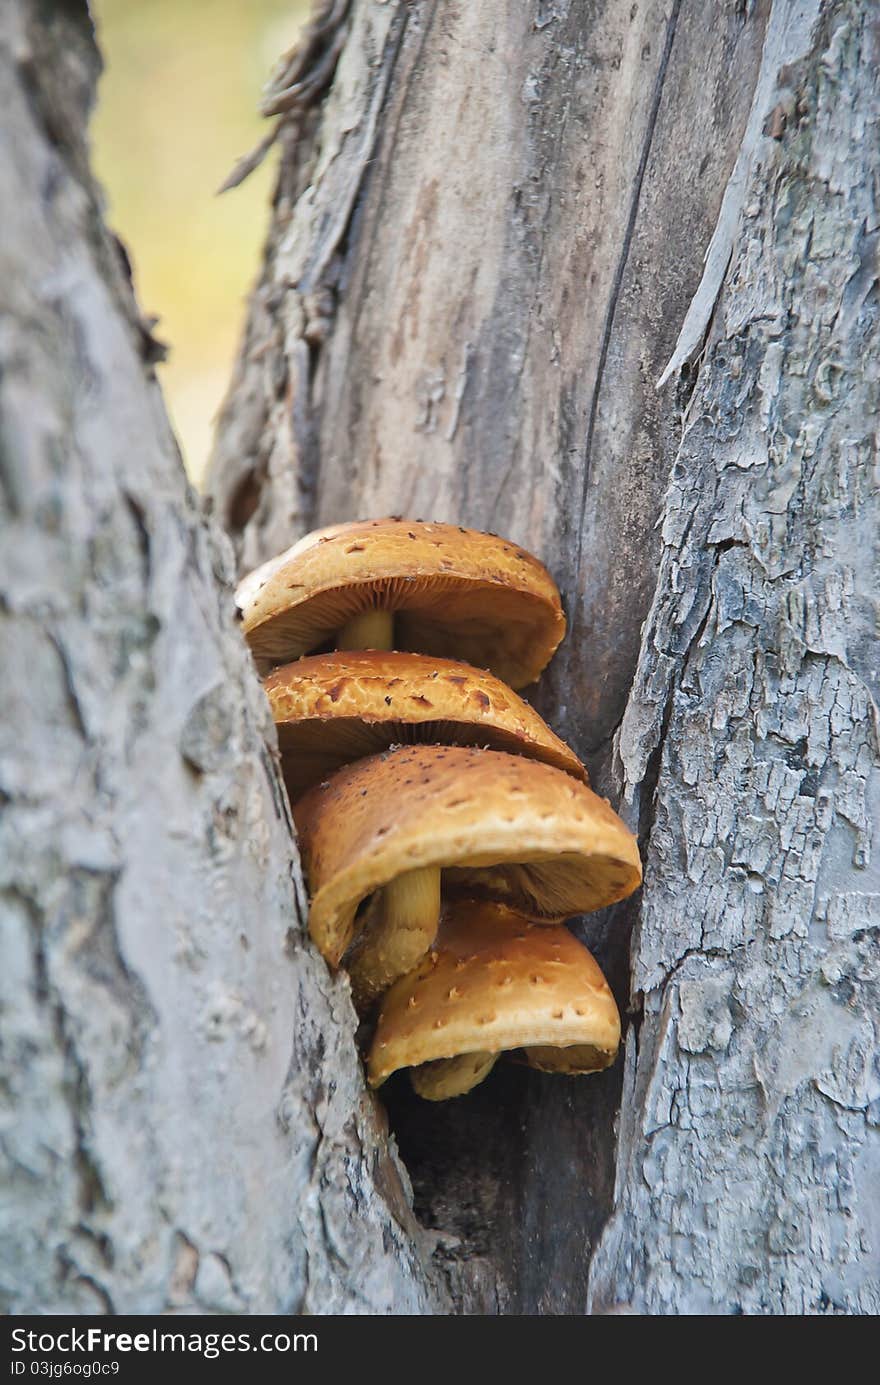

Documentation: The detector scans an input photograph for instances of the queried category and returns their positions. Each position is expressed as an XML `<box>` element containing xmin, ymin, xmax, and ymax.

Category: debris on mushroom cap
<box><xmin>265</xmin><ymin>650</ymin><xmax>587</xmax><ymax>799</ymax></box>
<box><xmin>367</xmin><ymin>900</ymin><xmax>621</xmax><ymax>1089</ymax></box>
<box><xmin>293</xmin><ymin>744</ymin><xmax>642</xmax><ymax>969</ymax></box>
<box><xmin>236</xmin><ymin>518</ymin><xmax>565</xmax><ymax>689</ymax></box>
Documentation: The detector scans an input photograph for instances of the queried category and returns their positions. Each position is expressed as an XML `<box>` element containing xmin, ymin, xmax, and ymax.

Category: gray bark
<box><xmin>208</xmin><ymin>0</ymin><xmax>879</xmax><ymax>1314</ymax></box>
<box><xmin>590</xmin><ymin>0</ymin><xmax>880</xmax><ymax>1314</ymax></box>
<box><xmin>0</xmin><ymin>1</ymin><xmax>443</xmax><ymax>1315</ymax></box>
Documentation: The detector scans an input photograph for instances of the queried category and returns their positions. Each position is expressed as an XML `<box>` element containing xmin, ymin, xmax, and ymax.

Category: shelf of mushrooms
<box><xmin>237</xmin><ymin>519</ymin><xmax>641</xmax><ymax>1101</ymax></box>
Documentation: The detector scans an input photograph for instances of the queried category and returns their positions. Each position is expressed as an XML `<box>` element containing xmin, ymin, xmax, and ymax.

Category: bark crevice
<box><xmin>574</xmin><ymin>0</ymin><xmax>682</xmax><ymax>563</ymax></box>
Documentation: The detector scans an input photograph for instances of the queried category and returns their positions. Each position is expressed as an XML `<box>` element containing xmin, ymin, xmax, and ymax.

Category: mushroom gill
<box><xmin>236</xmin><ymin>517</ymin><xmax>566</xmax><ymax>688</ymax></box>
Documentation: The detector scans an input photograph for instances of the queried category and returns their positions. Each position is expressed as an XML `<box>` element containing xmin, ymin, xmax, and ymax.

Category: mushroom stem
<box><xmin>410</xmin><ymin>1052</ymin><xmax>498</xmax><ymax>1100</ymax></box>
<box><xmin>348</xmin><ymin>865</ymin><xmax>441</xmax><ymax>1010</ymax></box>
<box><xmin>338</xmin><ymin>608</ymin><xmax>394</xmax><ymax>650</ymax></box>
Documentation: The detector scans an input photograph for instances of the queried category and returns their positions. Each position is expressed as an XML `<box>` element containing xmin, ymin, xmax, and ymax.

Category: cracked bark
<box><xmin>209</xmin><ymin>0</ymin><xmax>878</xmax><ymax>1313</ymax></box>
<box><xmin>590</xmin><ymin>0</ymin><xmax>880</xmax><ymax>1314</ymax></box>
<box><xmin>0</xmin><ymin>0</ymin><xmax>445</xmax><ymax>1315</ymax></box>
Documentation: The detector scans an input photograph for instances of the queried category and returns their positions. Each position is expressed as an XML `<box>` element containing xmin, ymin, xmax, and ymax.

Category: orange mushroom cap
<box><xmin>237</xmin><ymin>518</ymin><xmax>566</xmax><ymax>688</ymax></box>
<box><xmin>265</xmin><ymin>650</ymin><xmax>586</xmax><ymax>799</ymax></box>
<box><xmin>293</xmin><ymin>745</ymin><xmax>642</xmax><ymax>968</ymax></box>
<box><xmin>368</xmin><ymin>901</ymin><xmax>621</xmax><ymax>1087</ymax></box>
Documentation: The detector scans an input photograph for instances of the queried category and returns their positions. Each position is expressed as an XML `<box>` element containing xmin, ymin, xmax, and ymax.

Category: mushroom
<box><xmin>265</xmin><ymin>650</ymin><xmax>587</xmax><ymax>799</ymax></box>
<box><xmin>293</xmin><ymin>744</ymin><xmax>641</xmax><ymax>1009</ymax></box>
<box><xmin>368</xmin><ymin>900</ymin><xmax>621</xmax><ymax>1100</ymax></box>
<box><xmin>236</xmin><ymin>518</ymin><xmax>565</xmax><ymax>688</ymax></box>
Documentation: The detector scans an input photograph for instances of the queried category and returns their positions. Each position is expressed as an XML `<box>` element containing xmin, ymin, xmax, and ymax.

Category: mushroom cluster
<box><xmin>238</xmin><ymin>519</ymin><xmax>641</xmax><ymax>1100</ymax></box>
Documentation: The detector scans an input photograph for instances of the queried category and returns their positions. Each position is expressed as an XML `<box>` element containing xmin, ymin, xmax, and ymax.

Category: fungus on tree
<box><xmin>265</xmin><ymin>649</ymin><xmax>587</xmax><ymax>800</ymax></box>
<box><xmin>236</xmin><ymin>518</ymin><xmax>566</xmax><ymax>688</ymax></box>
<box><xmin>293</xmin><ymin>744</ymin><xmax>641</xmax><ymax>1009</ymax></box>
<box><xmin>368</xmin><ymin>901</ymin><xmax>621</xmax><ymax>1100</ymax></box>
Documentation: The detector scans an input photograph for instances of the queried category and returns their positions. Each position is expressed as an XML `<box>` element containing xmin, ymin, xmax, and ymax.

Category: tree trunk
<box><xmin>0</xmin><ymin>0</ymin><xmax>444</xmax><ymax>1315</ymax></box>
<box><xmin>208</xmin><ymin>0</ymin><xmax>879</xmax><ymax>1315</ymax></box>
<box><xmin>590</xmin><ymin>1</ymin><xmax>880</xmax><ymax>1315</ymax></box>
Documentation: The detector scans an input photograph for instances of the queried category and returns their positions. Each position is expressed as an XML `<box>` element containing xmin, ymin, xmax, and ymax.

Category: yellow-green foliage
<box><xmin>91</xmin><ymin>0</ymin><xmax>309</xmax><ymax>482</ymax></box>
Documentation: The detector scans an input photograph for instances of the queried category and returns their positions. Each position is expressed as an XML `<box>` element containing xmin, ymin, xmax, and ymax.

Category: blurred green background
<box><xmin>91</xmin><ymin>0</ymin><xmax>310</xmax><ymax>483</ymax></box>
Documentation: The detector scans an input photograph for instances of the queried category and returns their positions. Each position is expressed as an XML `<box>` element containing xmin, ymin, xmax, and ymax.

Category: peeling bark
<box><xmin>0</xmin><ymin>0</ymin><xmax>443</xmax><ymax>1315</ymax></box>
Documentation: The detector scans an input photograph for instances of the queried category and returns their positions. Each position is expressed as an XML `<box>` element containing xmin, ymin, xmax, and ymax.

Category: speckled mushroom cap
<box><xmin>293</xmin><ymin>745</ymin><xmax>642</xmax><ymax>967</ymax></box>
<box><xmin>265</xmin><ymin>650</ymin><xmax>587</xmax><ymax>799</ymax></box>
<box><xmin>368</xmin><ymin>901</ymin><xmax>621</xmax><ymax>1085</ymax></box>
<box><xmin>236</xmin><ymin>518</ymin><xmax>566</xmax><ymax>688</ymax></box>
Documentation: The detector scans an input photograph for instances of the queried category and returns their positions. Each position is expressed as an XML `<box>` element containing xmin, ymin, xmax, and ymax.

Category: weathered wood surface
<box><xmin>0</xmin><ymin>0</ymin><xmax>443</xmax><ymax>1315</ymax></box>
<box><xmin>5</xmin><ymin>0</ymin><xmax>871</xmax><ymax>1318</ymax></box>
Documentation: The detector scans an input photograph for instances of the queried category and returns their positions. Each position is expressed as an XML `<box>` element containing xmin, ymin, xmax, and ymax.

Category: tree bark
<box><xmin>0</xmin><ymin>1</ymin><xmax>444</xmax><ymax>1315</ymax></box>
<box><xmin>4</xmin><ymin>0</ymin><xmax>876</xmax><ymax>1319</ymax></box>
<box><xmin>590</xmin><ymin>0</ymin><xmax>880</xmax><ymax>1315</ymax></box>
<box><xmin>208</xmin><ymin>0</ymin><xmax>879</xmax><ymax>1315</ymax></box>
